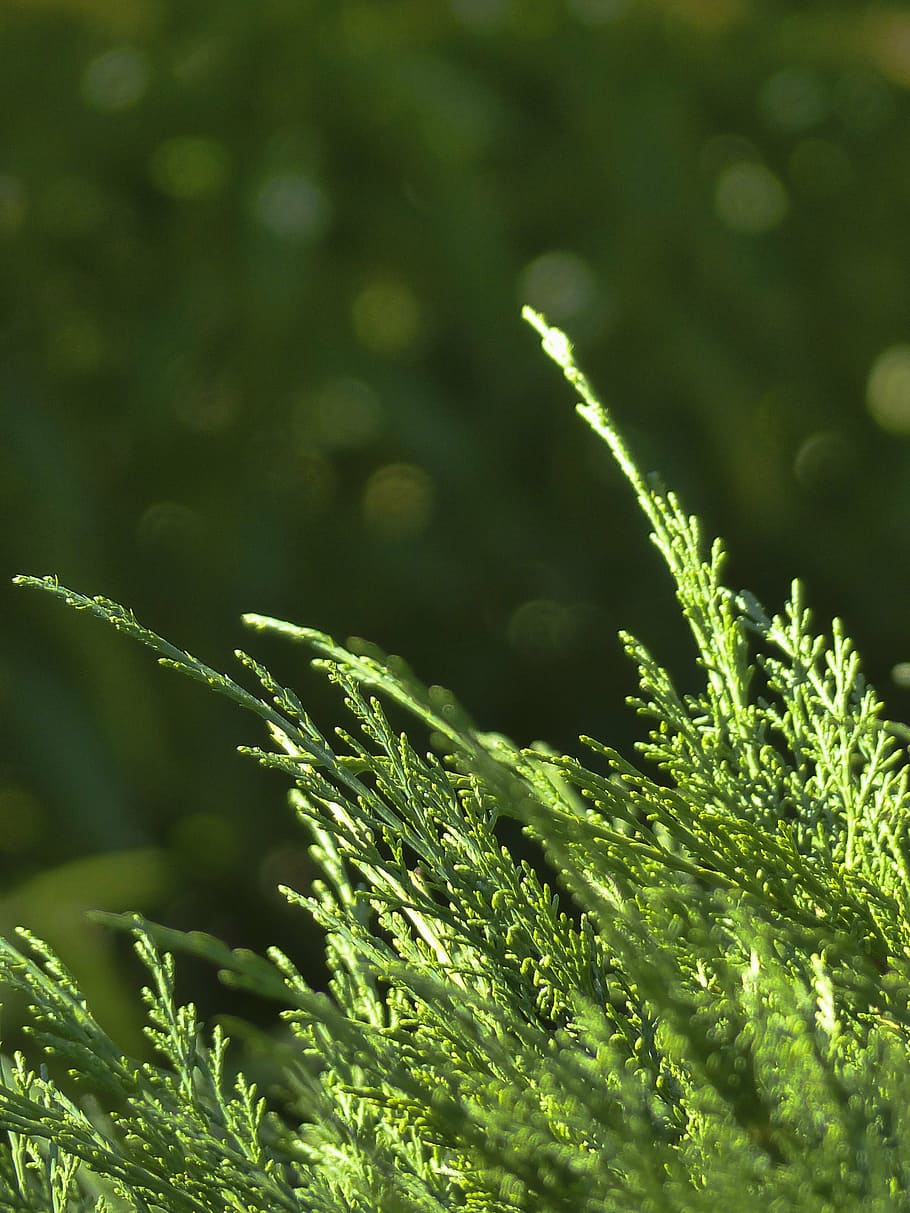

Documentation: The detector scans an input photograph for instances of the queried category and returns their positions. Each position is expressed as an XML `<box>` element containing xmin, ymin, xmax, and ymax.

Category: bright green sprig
<box><xmin>6</xmin><ymin>312</ymin><xmax>910</xmax><ymax>1210</ymax></box>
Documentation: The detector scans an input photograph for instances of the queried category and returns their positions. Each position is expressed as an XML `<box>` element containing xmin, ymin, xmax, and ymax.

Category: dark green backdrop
<box><xmin>4</xmin><ymin>0</ymin><xmax>910</xmax><ymax>1047</ymax></box>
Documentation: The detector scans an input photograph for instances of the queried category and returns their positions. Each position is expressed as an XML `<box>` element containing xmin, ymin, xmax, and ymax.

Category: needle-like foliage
<box><xmin>8</xmin><ymin>310</ymin><xmax>910</xmax><ymax>1211</ymax></box>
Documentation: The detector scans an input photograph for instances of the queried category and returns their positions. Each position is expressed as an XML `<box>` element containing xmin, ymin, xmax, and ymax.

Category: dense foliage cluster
<box><xmin>6</xmin><ymin>9</ymin><xmax>910</xmax><ymax>1030</ymax></box>
<box><xmin>7</xmin><ymin>316</ymin><xmax>910</xmax><ymax>1210</ymax></box>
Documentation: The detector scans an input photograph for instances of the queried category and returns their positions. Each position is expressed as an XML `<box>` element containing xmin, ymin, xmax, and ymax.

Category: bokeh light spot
<box><xmin>81</xmin><ymin>47</ymin><xmax>150</xmax><ymax>112</ymax></box>
<box><xmin>253</xmin><ymin>173</ymin><xmax>331</xmax><ymax>241</ymax></box>
<box><xmin>149</xmin><ymin>136</ymin><xmax>229</xmax><ymax>201</ymax></box>
<box><xmin>362</xmin><ymin>463</ymin><xmax>434</xmax><ymax>539</ymax></box>
<box><xmin>759</xmin><ymin>68</ymin><xmax>827</xmax><ymax>134</ymax></box>
<box><xmin>352</xmin><ymin>279</ymin><xmax>422</xmax><ymax>355</ymax></box>
<box><xmin>715</xmin><ymin>161</ymin><xmax>788</xmax><ymax>234</ymax></box>
<box><xmin>867</xmin><ymin>345</ymin><xmax>910</xmax><ymax>435</ymax></box>
<box><xmin>518</xmin><ymin>250</ymin><xmax>598</xmax><ymax>324</ymax></box>
<box><xmin>892</xmin><ymin>662</ymin><xmax>910</xmax><ymax>688</ymax></box>
<box><xmin>864</xmin><ymin>12</ymin><xmax>910</xmax><ymax>90</ymax></box>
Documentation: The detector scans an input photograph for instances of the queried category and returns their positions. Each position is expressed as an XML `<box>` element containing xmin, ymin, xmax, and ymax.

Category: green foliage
<box><xmin>9</xmin><ymin>4</ymin><xmax>910</xmax><ymax>942</ymax></box>
<box><xmin>8</xmin><ymin>314</ymin><xmax>910</xmax><ymax>1210</ymax></box>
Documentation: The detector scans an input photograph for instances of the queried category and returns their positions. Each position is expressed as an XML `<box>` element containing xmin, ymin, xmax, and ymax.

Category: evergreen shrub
<box><xmin>8</xmin><ymin>310</ymin><xmax>910</xmax><ymax>1211</ymax></box>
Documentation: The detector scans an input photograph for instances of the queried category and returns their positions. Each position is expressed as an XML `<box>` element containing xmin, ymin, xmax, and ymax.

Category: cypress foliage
<box><xmin>8</xmin><ymin>310</ymin><xmax>910</xmax><ymax>1211</ymax></box>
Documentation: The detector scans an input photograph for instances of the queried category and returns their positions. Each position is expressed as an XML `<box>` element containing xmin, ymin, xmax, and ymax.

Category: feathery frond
<box><xmin>8</xmin><ymin>310</ymin><xmax>910</xmax><ymax>1210</ymax></box>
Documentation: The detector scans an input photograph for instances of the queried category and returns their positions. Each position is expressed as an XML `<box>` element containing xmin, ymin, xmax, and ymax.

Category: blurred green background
<box><xmin>4</xmin><ymin>0</ymin><xmax>910</xmax><ymax>1048</ymax></box>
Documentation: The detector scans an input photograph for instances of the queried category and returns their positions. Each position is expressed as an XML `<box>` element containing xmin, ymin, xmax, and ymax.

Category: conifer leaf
<box><xmin>8</xmin><ymin>312</ymin><xmax>910</xmax><ymax>1209</ymax></box>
